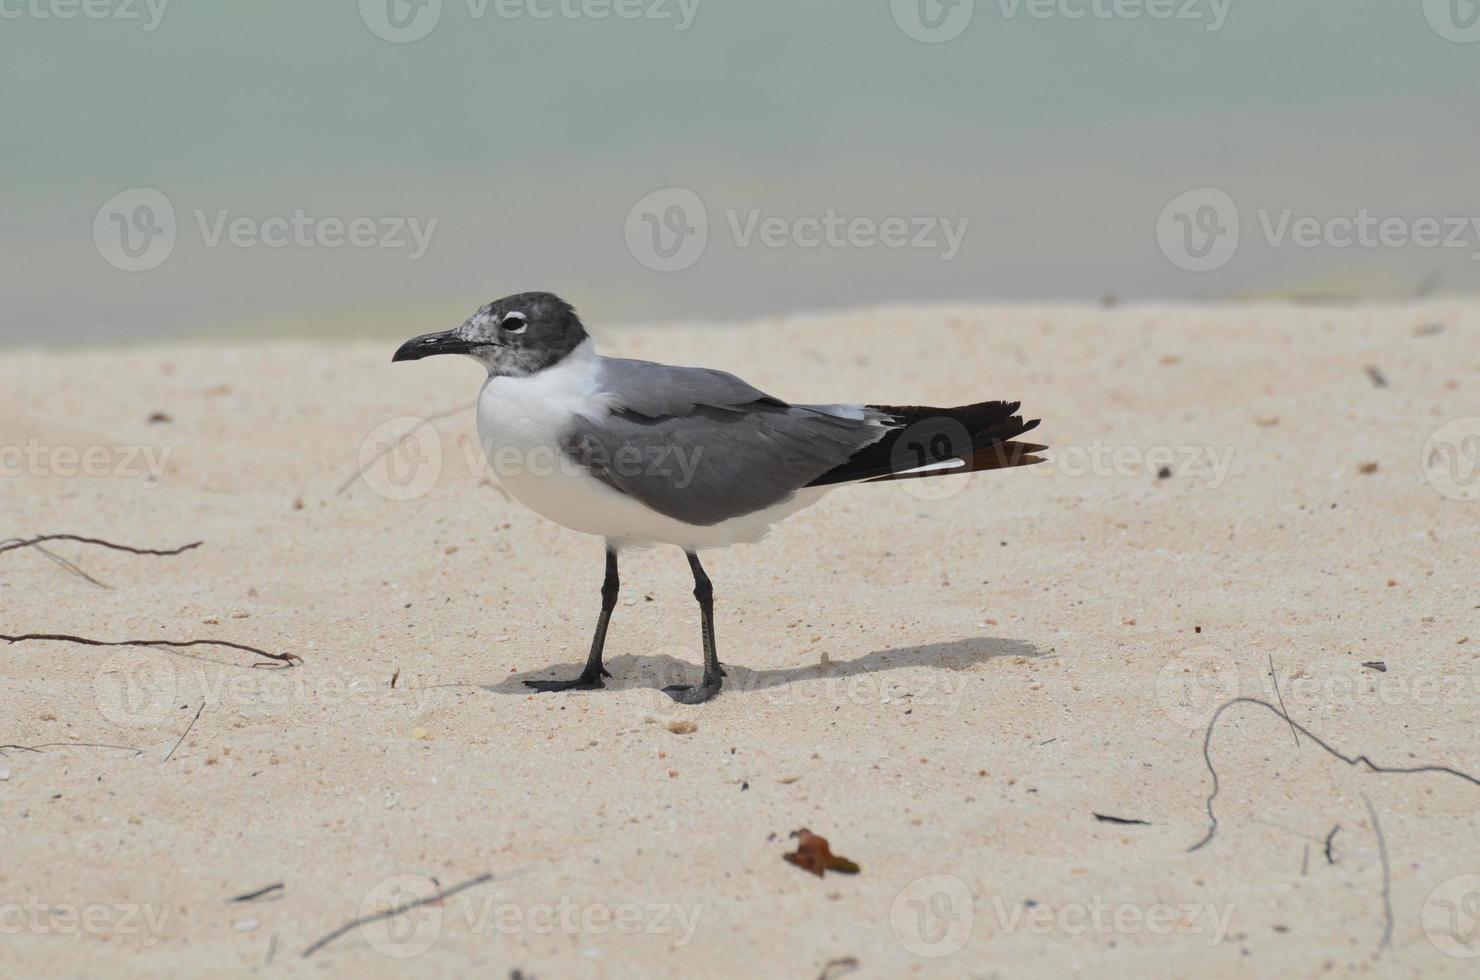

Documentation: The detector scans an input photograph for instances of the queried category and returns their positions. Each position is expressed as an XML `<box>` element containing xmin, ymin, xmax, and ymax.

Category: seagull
<box><xmin>393</xmin><ymin>292</ymin><xmax>1045</xmax><ymax>703</ymax></box>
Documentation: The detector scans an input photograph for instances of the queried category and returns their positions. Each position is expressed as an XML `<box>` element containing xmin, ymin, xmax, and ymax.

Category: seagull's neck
<box><xmin>561</xmin><ymin>337</ymin><xmax>597</xmax><ymax>369</ymax></box>
<box><xmin>479</xmin><ymin>337</ymin><xmax>610</xmax><ymax>433</ymax></box>
<box><xmin>524</xmin><ymin>336</ymin><xmax>597</xmax><ymax>381</ymax></box>
<box><xmin>484</xmin><ymin>337</ymin><xmax>601</xmax><ymax>400</ymax></box>
<box><xmin>485</xmin><ymin>336</ymin><xmax>597</xmax><ymax>380</ymax></box>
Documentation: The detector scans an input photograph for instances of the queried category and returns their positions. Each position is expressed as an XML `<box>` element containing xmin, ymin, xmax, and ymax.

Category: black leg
<box><xmin>525</xmin><ymin>544</ymin><xmax>619</xmax><ymax>693</ymax></box>
<box><xmin>664</xmin><ymin>549</ymin><xmax>725</xmax><ymax>704</ymax></box>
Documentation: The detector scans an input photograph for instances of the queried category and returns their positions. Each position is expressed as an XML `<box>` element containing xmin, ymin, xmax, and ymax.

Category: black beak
<box><xmin>392</xmin><ymin>330</ymin><xmax>476</xmax><ymax>363</ymax></box>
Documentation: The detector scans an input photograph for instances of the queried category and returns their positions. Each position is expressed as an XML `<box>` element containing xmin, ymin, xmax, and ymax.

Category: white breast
<box><xmin>474</xmin><ymin>342</ymin><xmax>831</xmax><ymax>550</ymax></box>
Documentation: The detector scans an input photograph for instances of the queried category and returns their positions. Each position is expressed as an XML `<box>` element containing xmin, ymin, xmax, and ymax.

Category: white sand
<box><xmin>3</xmin><ymin>302</ymin><xmax>1479</xmax><ymax>977</ymax></box>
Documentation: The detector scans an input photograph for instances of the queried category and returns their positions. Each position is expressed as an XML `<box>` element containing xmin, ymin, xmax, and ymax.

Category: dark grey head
<box><xmin>392</xmin><ymin>292</ymin><xmax>589</xmax><ymax>376</ymax></box>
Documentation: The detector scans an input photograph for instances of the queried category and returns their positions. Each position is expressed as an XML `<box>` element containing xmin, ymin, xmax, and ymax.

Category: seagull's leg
<box><xmin>664</xmin><ymin>549</ymin><xmax>725</xmax><ymax>704</ymax></box>
<box><xmin>525</xmin><ymin>544</ymin><xmax>618</xmax><ymax>693</ymax></box>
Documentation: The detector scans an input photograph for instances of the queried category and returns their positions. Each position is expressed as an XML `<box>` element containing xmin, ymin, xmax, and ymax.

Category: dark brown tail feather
<box><xmin>807</xmin><ymin>400</ymin><xmax>1045</xmax><ymax>487</ymax></box>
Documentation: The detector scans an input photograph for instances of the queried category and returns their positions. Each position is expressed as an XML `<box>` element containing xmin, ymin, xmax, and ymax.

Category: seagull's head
<box><xmin>392</xmin><ymin>292</ymin><xmax>589</xmax><ymax>377</ymax></box>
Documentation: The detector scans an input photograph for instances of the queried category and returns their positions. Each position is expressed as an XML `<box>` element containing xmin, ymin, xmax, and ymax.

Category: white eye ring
<box><xmin>500</xmin><ymin>311</ymin><xmax>527</xmax><ymax>334</ymax></box>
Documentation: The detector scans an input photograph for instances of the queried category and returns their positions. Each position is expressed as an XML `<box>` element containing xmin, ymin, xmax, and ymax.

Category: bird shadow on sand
<box><xmin>484</xmin><ymin>635</ymin><xmax>1048</xmax><ymax>700</ymax></box>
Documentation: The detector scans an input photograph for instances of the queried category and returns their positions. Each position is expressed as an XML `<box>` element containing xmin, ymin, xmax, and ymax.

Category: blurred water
<box><xmin>2</xmin><ymin>0</ymin><xmax>1476</xmax><ymax>347</ymax></box>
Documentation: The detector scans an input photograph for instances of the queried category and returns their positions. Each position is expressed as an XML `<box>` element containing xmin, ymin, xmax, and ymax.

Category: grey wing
<box><xmin>562</xmin><ymin>358</ymin><xmax>888</xmax><ymax>526</ymax></box>
<box><xmin>593</xmin><ymin>356</ymin><xmax>786</xmax><ymax>417</ymax></box>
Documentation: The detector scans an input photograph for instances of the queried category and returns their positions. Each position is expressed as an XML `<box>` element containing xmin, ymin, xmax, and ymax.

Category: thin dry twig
<box><xmin>1268</xmin><ymin>655</ymin><xmax>1300</xmax><ymax>748</ymax></box>
<box><xmin>163</xmin><ymin>703</ymin><xmax>204</xmax><ymax>763</ymax></box>
<box><xmin>818</xmin><ymin>957</ymin><xmax>861</xmax><ymax>980</ymax></box>
<box><xmin>0</xmin><ymin>741</ymin><xmax>142</xmax><ymax>757</ymax></box>
<box><xmin>1</xmin><ymin>534</ymin><xmax>200</xmax><ymax>589</ymax></box>
<box><xmin>1</xmin><ymin>633</ymin><xmax>300</xmax><ymax>668</ymax></box>
<box><xmin>231</xmin><ymin>883</ymin><xmax>285</xmax><ymax>903</ymax></box>
<box><xmin>1363</xmin><ymin>796</ymin><xmax>1393</xmax><ymax>953</ymax></box>
<box><xmin>301</xmin><ymin>871</ymin><xmax>524</xmax><ymax>959</ymax></box>
<box><xmin>1093</xmin><ymin>813</ymin><xmax>1151</xmax><ymax>826</ymax></box>
<box><xmin>0</xmin><ymin>535</ymin><xmax>202</xmax><ymax>559</ymax></box>
<box><xmin>30</xmin><ymin>544</ymin><xmax>112</xmax><ymax>589</ymax></box>
<box><xmin>1189</xmin><ymin>697</ymin><xmax>1480</xmax><ymax>853</ymax></box>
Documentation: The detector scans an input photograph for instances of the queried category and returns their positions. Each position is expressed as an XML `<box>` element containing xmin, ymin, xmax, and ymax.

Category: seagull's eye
<box><xmin>500</xmin><ymin>312</ymin><xmax>527</xmax><ymax>335</ymax></box>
